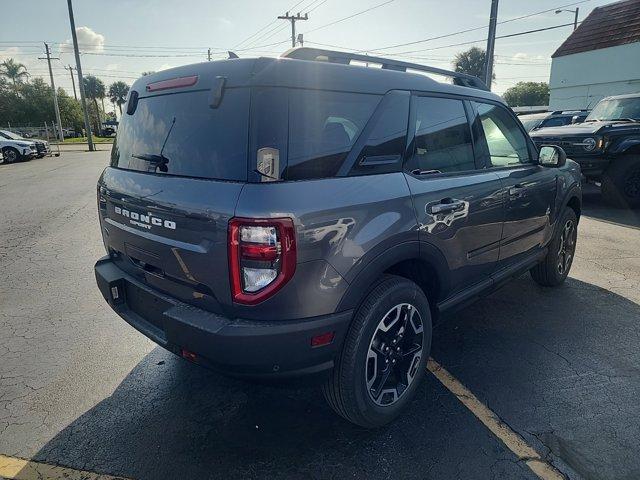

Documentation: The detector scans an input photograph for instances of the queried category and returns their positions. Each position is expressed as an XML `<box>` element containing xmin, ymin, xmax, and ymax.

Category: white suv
<box><xmin>0</xmin><ymin>130</ymin><xmax>38</xmax><ymax>163</ymax></box>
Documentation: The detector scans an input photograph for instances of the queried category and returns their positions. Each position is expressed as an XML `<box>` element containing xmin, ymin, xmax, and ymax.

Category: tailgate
<box><xmin>98</xmin><ymin>167</ymin><xmax>243</xmax><ymax>313</ymax></box>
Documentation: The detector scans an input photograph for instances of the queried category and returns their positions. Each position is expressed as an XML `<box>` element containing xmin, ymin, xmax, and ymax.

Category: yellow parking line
<box><xmin>427</xmin><ymin>359</ymin><xmax>566</xmax><ymax>480</ymax></box>
<box><xmin>0</xmin><ymin>454</ymin><xmax>131</xmax><ymax>480</ymax></box>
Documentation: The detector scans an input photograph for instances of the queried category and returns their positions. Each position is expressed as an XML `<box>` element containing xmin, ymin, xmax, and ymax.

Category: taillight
<box><xmin>228</xmin><ymin>218</ymin><xmax>296</xmax><ymax>305</ymax></box>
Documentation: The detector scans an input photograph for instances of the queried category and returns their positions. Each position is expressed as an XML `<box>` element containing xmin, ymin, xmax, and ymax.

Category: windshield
<box><xmin>111</xmin><ymin>88</ymin><xmax>250</xmax><ymax>181</ymax></box>
<box><xmin>520</xmin><ymin>118</ymin><xmax>542</xmax><ymax>131</ymax></box>
<box><xmin>586</xmin><ymin>97</ymin><xmax>640</xmax><ymax>122</ymax></box>
<box><xmin>0</xmin><ymin>130</ymin><xmax>23</xmax><ymax>140</ymax></box>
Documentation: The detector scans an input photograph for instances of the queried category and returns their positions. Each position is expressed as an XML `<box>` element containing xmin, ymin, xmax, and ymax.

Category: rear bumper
<box><xmin>94</xmin><ymin>256</ymin><xmax>352</xmax><ymax>381</ymax></box>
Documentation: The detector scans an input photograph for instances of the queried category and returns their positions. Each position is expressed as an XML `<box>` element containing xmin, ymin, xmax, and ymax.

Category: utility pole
<box><xmin>66</xmin><ymin>0</ymin><xmax>94</xmax><ymax>151</ymax></box>
<box><xmin>207</xmin><ymin>48</ymin><xmax>211</xmax><ymax>61</ymax></box>
<box><xmin>64</xmin><ymin>65</ymin><xmax>78</xmax><ymax>101</ymax></box>
<box><xmin>278</xmin><ymin>12</ymin><xmax>308</xmax><ymax>48</ymax></box>
<box><xmin>556</xmin><ymin>8</ymin><xmax>579</xmax><ymax>30</ymax></box>
<box><xmin>484</xmin><ymin>0</ymin><xmax>499</xmax><ymax>90</ymax></box>
<box><xmin>39</xmin><ymin>43</ymin><xmax>65</xmax><ymax>142</ymax></box>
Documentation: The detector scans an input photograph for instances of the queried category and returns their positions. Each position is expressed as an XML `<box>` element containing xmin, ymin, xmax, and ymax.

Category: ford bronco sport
<box><xmin>95</xmin><ymin>47</ymin><xmax>582</xmax><ymax>427</ymax></box>
<box><xmin>530</xmin><ymin>93</ymin><xmax>640</xmax><ymax>208</ymax></box>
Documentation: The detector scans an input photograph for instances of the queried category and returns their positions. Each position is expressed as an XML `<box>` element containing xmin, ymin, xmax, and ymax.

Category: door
<box><xmin>404</xmin><ymin>95</ymin><xmax>504</xmax><ymax>295</ymax></box>
<box><xmin>470</xmin><ymin>101</ymin><xmax>557</xmax><ymax>269</ymax></box>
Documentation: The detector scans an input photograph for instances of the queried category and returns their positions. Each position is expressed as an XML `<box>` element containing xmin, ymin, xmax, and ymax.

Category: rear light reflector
<box><xmin>229</xmin><ymin>217</ymin><xmax>296</xmax><ymax>305</ymax></box>
<box><xmin>146</xmin><ymin>75</ymin><xmax>198</xmax><ymax>92</ymax></box>
<box><xmin>311</xmin><ymin>331</ymin><xmax>335</xmax><ymax>348</ymax></box>
<box><xmin>181</xmin><ymin>349</ymin><xmax>198</xmax><ymax>362</ymax></box>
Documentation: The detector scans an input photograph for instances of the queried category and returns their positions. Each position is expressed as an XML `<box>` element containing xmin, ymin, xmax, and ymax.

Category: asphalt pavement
<box><xmin>1</xmin><ymin>152</ymin><xmax>639</xmax><ymax>480</ymax></box>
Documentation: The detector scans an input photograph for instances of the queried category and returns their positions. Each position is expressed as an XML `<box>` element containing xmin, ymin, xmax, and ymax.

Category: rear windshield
<box><xmin>111</xmin><ymin>88</ymin><xmax>249</xmax><ymax>181</ymax></box>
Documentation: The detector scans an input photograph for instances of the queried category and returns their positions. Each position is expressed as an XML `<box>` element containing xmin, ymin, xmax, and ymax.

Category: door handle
<box><xmin>430</xmin><ymin>199</ymin><xmax>465</xmax><ymax>214</ymax></box>
<box><xmin>411</xmin><ymin>168</ymin><xmax>442</xmax><ymax>176</ymax></box>
<box><xmin>509</xmin><ymin>184</ymin><xmax>526</xmax><ymax>196</ymax></box>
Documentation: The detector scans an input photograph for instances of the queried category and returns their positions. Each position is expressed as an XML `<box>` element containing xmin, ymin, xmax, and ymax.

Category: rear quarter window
<box><xmin>285</xmin><ymin>90</ymin><xmax>381</xmax><ymax>180</ymax></box>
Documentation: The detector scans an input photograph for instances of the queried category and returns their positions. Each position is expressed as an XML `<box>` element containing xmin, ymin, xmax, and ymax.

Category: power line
<box><xmin>233</xmin><ymin>0</ymin><xmax>308</xmax><ymax>49</ymax></box>
<box><xmin>372</xmin><ymin>22</ymin><xmax>577</xmax><ymax>56</ymax></box>
<box><xmin>239</xmin><ymin>0</ymin><xmax>319</xmax><ymax>49</ymax></box>
<box><xmin>357</xmin><ymin>0</ymin><xmax>591</xmax><ymax>53</ymax></box>
<box><xmin>307</xmin><ymin>0</ymin><xmax>330</xmax><ymax>13</ymax></box>
<box><xmin>304</xmin><ymin>0</ymin><xmax>395</xmax><ymax>34</ymax></box>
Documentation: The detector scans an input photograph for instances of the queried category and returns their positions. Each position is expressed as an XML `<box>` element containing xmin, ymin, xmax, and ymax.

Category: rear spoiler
<box><xmin>281</xmin><ymin>47</ymin><xmax>489</xmax><ymax>91</ymax></box>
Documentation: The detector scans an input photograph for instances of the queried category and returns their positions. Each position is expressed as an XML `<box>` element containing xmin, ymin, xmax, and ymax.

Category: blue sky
<box><xmin>0</xmin><ymin>0</ymin><xmax>617</xmax><ymax>98</ymax></box>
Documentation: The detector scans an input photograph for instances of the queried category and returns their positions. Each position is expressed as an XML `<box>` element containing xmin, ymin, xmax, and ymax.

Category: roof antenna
<box><xmin>228</xmin><ymin>51</ymin><xmax>239</xmax><ymax>59</ymax></box>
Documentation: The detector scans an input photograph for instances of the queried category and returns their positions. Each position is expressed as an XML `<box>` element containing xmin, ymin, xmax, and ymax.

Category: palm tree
<box><xmin>83</xmin><ymin>75</ymin><xmax>106</xmax><ymax>134</ymax></box>
<box><xmin>0</xmin><ymin>59</ymin><xmax>29</xmax><ymax>91</ymax></box>
<box><xmin>108</xmin><ymin>81</ymin><xmax>130</xmax><ymax>116</ymax></box>
<box><xmin>452</xmin><ymin>47</ymin><xmax>494</xmax><ymax>82</ymax></box>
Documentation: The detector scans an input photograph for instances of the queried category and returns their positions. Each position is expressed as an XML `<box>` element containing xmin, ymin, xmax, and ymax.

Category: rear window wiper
<box><xmin>132</xmin><ymin>153</ymin><xmax>170</xmax><ymax>163</ymax></box>
<box><xmin>132</xmin><ymin>153</ymin><xmax>170</xmax><ymax>172</ymax></box>
<box><xmin>131</xmin><ymin>116</ymin><xmax>176</xmax><ymax>173</ymax></box>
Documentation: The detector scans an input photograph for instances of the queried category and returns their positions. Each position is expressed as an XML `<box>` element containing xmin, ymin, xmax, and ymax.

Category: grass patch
<box><xmin>56</xmin><ymin>137</ymin><xmax>115</xmax><ymax>144</ymax></box>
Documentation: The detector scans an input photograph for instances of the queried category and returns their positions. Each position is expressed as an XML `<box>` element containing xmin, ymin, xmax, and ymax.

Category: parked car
<box><xmin>530</xmin><ymin>93</ymin><xmax>640</xmax><ymax>208</ymax></box>
<box><xmin>0</xmin><ymin>130</ymin><xmax>50</xmax><ymax>159</ymax></box>
<box><xmin>519</xmin><ymin>110</ymin><xmax>588</xmax><ymax>132</ymax></box>
<box><xmin>0</xmin><ymin>130</ymin><xmax>38</xmax><ymax>163</ymax></box>
<box><xmin>101</xmin><ymin>127</ymin><xmax>116</xmax><ymax>137</ymax></box>
<box><xmin>94</xmin><ymin>48</ymin><xmax>582</xmax><ymax>427</ymax></box>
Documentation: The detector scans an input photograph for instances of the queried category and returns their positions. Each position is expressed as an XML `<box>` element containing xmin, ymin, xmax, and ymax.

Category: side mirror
<box><xmin>538</xmin><ymin>145</ymin><xmax>567</xmax><ymax>168</ymax></box>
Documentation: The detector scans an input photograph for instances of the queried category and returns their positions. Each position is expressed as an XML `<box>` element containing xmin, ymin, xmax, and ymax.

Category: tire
<box><xmin>601</xmin><ymin>155</ymin><xmax>640</xmax><ymax>209</ymax></box>
<box><xmin>530</xmin><ymin>208</ymin><xmax>578</xmax><ymax>287</ymax></box>
<box><xmin>2</xmin><ymin>147</ymin><xmax>20</xmax><ymax>164</ymax></box>
<box><xmin>322</xmin><ymin>275</ymin><xmax>432</xmax><ymax>428</ymax></box>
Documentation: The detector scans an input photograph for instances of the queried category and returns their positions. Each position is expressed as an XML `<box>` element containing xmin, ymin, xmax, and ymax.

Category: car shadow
<box><xmin>581</xmin><ymin>183</ymin><xmax>640</xmax><ymax>229</ymax></box>
<box><xmin>19</xmin><ymin>278</ymin><xmax>640</xmax><ymax>480</ymax></box>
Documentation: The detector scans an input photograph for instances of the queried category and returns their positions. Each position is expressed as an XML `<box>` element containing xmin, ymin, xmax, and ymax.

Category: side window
<box><xmin>350</xmin><ymin>90</ymin><xmax>410</xmax><ymax>175</ymax></box>
<box><xmin>286</xmin><ymin>90</ymin><xmax>381</xmax><ymax>180</ymax></box>
<box><xmin>473</xmin><ymin>102</ymin><xmax>531</xmax><ymax>167</ymax></box>
<box><xmin>406</xmin><ymin>96</ymin><xmax>475</xmax><ymax>174</ymax></box>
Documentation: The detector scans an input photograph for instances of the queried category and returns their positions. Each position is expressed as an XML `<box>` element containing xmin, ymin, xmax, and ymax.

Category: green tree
<box><xmin>503</xmin><ymin>82</ymin><xmax>550</xmax><ymax>107</ymax></box>
<box><xmin>108</xmin><ymin>81</ymin><xmax>130</xmax><ymax>115</ymax></box>
<box><xmin>58</xmin><ymin>91</ymin><xmax>84</xmax><ymax>131</ymax></box>
<box><xmin>453</xmin><ymin>47</ymin><xmax>492</xmax><ymax>81</ymax></box>
<box><xmin>0</xmin><ymin>77</ymin><xmax>83</xmax><ymax>132</ymax></box>
<box><xmin>0</xmin><ymin>58</ymin><xmax>30</xmax><ymax>90</ymax></box>
<box><xmin>83</xmin><ymin>75</ymin><xmax>106</xmax><ymax>134</ymax></box>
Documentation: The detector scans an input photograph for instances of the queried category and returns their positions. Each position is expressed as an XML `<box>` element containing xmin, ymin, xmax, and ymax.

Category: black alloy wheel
<box><xmin>366</xmin><ymin>303</ymin><xmax>424</xmax><ymax>406</ymax></box>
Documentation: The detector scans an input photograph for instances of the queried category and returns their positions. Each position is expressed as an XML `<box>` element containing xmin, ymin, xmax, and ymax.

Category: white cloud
<box><xmin>59</xmin><ymin>26</ymin><xmax>105</xmax><ymax>55</ymax></box>
<box><xmin>158</xmin><ymin>63</ymin><xmax>178</xmax><ymax>71</ymax></box>
<box><xmin>509</xmin><ymin>52</ymin><xmax>548</xmax><ymax>62</ymax></box>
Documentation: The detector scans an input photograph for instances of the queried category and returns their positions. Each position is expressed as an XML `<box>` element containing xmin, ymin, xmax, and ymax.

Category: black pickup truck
<box><xmin>530</xmin><ymin>93</ymin><xmax>640</xmax><ymax>208</ymax></box>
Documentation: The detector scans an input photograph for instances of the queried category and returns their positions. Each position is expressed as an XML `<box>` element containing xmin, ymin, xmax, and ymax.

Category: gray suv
<box><xmin>94</xmin><ymin>48</ymin><xmax>582</xmax><ymax>427</ymax></box>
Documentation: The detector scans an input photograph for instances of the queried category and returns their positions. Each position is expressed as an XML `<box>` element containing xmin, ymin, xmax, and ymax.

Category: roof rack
<box><xmin>281</xmin><ymin>47</ymin><xmax>489</xmax><ymax>91</ymax></box>
<box><xmin>550</xmin><ymin>109</ymin><xmax>589</xmax><ymax>114</ymax></box>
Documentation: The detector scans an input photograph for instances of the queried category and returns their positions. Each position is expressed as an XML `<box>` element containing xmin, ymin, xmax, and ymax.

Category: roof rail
<box><xmin>281</xmin><ymin>47</ymin><xmax>489</xmax><ymax>91</ymax></box>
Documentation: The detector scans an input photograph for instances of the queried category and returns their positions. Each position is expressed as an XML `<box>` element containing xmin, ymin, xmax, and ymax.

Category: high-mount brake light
<box><xmin>228</xmin><ymin>218</ymin><xmax>296</xmax><ymax>305</ymax></box>
<box><xmin>146</xmin><ymin>75</ymin><xmax>198</xmax><ymax>92</ymax></box>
